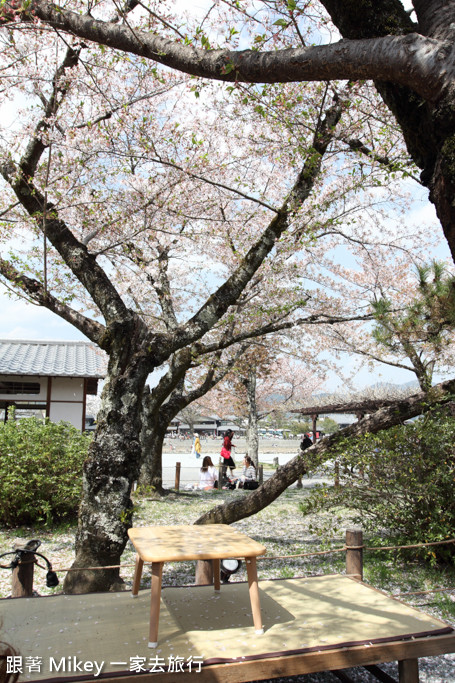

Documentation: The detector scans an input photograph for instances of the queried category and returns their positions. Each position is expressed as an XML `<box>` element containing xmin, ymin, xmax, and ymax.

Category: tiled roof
<box><xmin>0</xmin><ymin>340</ymin><xmax>107</xmax><ymax>378</ymax></box>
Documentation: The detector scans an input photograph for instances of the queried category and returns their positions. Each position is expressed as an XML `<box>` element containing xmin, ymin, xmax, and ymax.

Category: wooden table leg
<box><xmin>398</xmin><ymin>659</ymin><xmax>419</xmax><ymax>682</ymax></box>
<box><xmin>148</xmin><ymin>562</ymin><xmax>164</xmax><ymax>648</ymax></box>
<box><xmin>245</xmin><ymin>556</ymin><xmax>263</xmax><ymax>634</ymax></box>
<box><xmin>213</xmin><ymin>558</ymin><xmax>220</xmax><ymax>591</ymax></box>
<box><xmin>132</xmin><ymin>554</ymin><xmax>143</xmax><ymax>597</ymax></box>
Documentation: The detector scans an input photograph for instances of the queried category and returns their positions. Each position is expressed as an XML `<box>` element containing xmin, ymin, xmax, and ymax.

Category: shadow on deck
<box><xmin>3</xmin><ymin>575</ymin><xmax>455</xmax><ymax>683</ymax></box>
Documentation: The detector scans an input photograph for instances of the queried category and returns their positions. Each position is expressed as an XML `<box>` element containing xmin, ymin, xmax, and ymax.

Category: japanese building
<box><xmin>0</xmin><ymin>339</ymin><xmax>107</xmax><ymax>430</ymax></box>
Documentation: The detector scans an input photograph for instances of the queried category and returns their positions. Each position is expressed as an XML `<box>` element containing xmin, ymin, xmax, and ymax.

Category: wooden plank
<box><xmin>398</xmin><ymin>659</ymin><xmax>419</xmax><ymax>683</ymax></box>
<box><xmin>128</xmin><ymin>525</ymin><xmax>266</xmax><ymax>563</ymax></box>
<box><xmin>68</xmin><ymin>632</ymin><xmax>455</xmax><ymax>683</ymax></box>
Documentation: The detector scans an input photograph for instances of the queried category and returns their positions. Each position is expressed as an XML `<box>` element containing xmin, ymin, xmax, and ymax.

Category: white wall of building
<box><xmin>0</xmin><ymin>374</ymin><xmax>47</xmax><ymax>399</ymax></box>
<box><xmin>0</xmin><ymin>375</ymin><xmax>86</xmax><ymax>430</ymax></box>
<box><xmin>48</xmin><ymin>377</ymin><xmax>85</xmax><ymax>429</ymax></box>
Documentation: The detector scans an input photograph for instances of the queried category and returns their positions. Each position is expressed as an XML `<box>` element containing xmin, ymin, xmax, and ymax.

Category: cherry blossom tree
<box><xmin>5</xmin><ymin>1</ymin><xmax>455</xmax><ymax>266</ymax></box>
<box><xmin>115</xmin><ymin>85</ymin><xmax>411</xmax><ymax>497</ymax></box>
<box><xmin>8</xmin><ymin>0</ymin><xmax>454</xmax><ymax>545</ymax></box>
<box><xmin>320</xmin><ymin>253</ymin><xmax>455</xmax><ymax>391</ymax></box>
<box><xmin>207</xmin><ymin>346</ymin><xmax>324</xmax><ymax>465</ymax></box>
<box><xmin>0</xmin><ymin>1</ymin><xmax>438</xmax><ymax>593</ymax></box>
<box><xmin>0</xmin><ymin>30</ymin><xmax>373</xmax><ymax>592</ymax></box>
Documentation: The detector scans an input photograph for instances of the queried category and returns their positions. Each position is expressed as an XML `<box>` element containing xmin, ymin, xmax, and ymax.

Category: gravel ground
<box><xmin>1</xmin><ymin>454</ymin><xmax>454</xmax><ymax>682</ymax></box>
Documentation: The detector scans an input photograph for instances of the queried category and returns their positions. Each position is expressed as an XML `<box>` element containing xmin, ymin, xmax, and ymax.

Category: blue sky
<box><xmin>0</xmin><ymin>293</ymin><xmax>87</xmax><ymax>342</ymax></box>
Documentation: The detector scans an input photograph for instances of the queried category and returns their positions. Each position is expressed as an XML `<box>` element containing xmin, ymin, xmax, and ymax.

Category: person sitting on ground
<box><xmin>238</xmin><ymin>455</ymin><xmax>259</xmax><ymax>490</ymax></box>
<box><xmin>198</xmin><ymin>456</ymin><xmax>218</xmax><ymax>490</ymax></box>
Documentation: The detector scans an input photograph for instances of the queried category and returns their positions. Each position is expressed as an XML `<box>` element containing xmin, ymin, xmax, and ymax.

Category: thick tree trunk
<box><xmin>320</xmin><ymin>1</ymin><xmax>455</xmax><ymax>266</ymax></box>
<box><xmin>63</xmin><ymin>347</ymin><xmax>149</xmax><ymax>594</ymax></box>
<box><xmin>139</xmin><ymin>421</ymin><xmax>167</xmax><ymax>494</ymax></box>
<box><xmin>430</xmin><ymin>106</ymin><xmax>455</xmax><ymax>264</ymax></box>
<box><xmin>244</xmin><ymin>369</ymin><xmax>259</xmax><ymax>467</ymax></box>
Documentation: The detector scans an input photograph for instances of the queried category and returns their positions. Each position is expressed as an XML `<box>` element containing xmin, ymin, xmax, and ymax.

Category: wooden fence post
<box><xmin>174</xmin><ymin>462</ymin><xmax>181</xmax><ymax>491</ymax></box>
<box><xmin>346</xmin><ymin>528</ymin><xmax>363</xmax><ymax>581</ymax></box>
<box><xmin>12</xmin><ymin>556</ymin><xmax>35</xmax><ymax>597</ymax></box>
<box><xmin>218</xmin><ymin>462</ymin><xmax>224</xmax><ymax>487</ymax></box>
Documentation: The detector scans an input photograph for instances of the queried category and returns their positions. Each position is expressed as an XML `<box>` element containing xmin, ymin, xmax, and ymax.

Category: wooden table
<box><xmin>128</xmin><ymin>524</ymin><xmax>266</xmax><ymax>648</ymax></box>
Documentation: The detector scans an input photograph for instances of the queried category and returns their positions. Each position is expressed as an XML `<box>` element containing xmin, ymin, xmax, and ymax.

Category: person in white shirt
<box><xmin>238</xmin><ymin>455</ymin><xmax>259</xmax><ymax>490</ymax></box>
<box><xmin>198</xmin><ymin>456</ymin><xmax>218</xmax><ymax>489</ymax></box>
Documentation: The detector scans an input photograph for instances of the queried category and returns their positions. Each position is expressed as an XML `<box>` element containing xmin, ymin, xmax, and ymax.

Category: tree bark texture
<box><xmin>244</xmin><ymin>368</ymin><xmax>259</xmax><ymax>467</ymax></box>
<box><xmin>320</xmin><ymin>0</ymin><xmax>455</xmax><ymax>266</ymax></box>
<box><xmin>139</xmin><ymin>421</ymin><xmax>167</xmax><ymax>494</ymax></box>
<box><xmin>195</xmin><ymin>377</ymin><xmax>455</xmax><ymax>526</ymax></box>
<box><xmin>22</xmin><ymin>2</ymin><xmax>455</xmax><ymax>100</ymax></box>
<box><xmin>63</xmin><ymin>343</ymin><xmax>149</xmax><ymax>593</ymax></box>
<box><xmin>294</xmin><ymin>398</ymin><xmax>406</xmax><ymax>415</ymax></box>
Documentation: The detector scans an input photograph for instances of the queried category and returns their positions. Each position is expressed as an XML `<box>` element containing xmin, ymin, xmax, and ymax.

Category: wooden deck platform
<box><xmin>3</xmin><ymin>575</ymin><xmax>455</xmax><ymax>683</ymax></box>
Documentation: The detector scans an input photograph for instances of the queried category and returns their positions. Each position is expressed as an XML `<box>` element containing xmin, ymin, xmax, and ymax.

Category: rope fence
<box><xmin>3</xmin><ymin>532</ymin><xmax>455</xmax><ymax>599</ymax></box>
<box><xmin>46</xmin><ymin>535</ymin><xmax>455</xmax><ymax>571</ymax></box>
<box><xmin>6</xmin><ymin>537</ymin><xmax>454</xmax><ymax>573</ymax></box>
<box><xmin>399</xmin><ymin>586</ymin><xmax>455</xmax><ymax>597</ymax></box>
<box><xmin>12</xmin><ymin>538</ymin><xmax>455</xmax><ymax>572</ymax></box>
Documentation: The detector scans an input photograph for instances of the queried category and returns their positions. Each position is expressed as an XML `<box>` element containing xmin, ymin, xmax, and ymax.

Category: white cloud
<box><xmin>0</xmin><ymin>291</ymin><xmax>88</xmax><ymax>341</ymax></box>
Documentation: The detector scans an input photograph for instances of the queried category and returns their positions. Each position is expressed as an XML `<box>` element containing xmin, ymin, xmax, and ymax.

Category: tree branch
<box><xmin>10</xmin><ymin>2</ymin><xmax>454</xmax><ymax>102</ymax></box>
<box><xmin>0</xmin><ymin>257</ymin><xmax>106</xmax><ymax>343</ymax></box>
<box><xmin>195</xmin><ymin>377</ymin><xmax>455</xmax><ymax>524</ymax></box>
<box><xmin>193</xmin><ymin>311</ymin><xmax>374</xmax><ymax>357</ymax></box>
<box><xmin>172</xmin><ymin>96</ymin><xmax>343</xmax><ymax>349</ymax></box>
<box><xmin>153</xmin><ymin>245</ymin><xmax>179</xmax><ymax>331</ymax></box>
<box><xmin>20</xmin><ymin>44</ymin><xmax>82</xmax><ymax>179</ymax></box>
<box><xmin>1</xmin><ymin>160</ymin><xmax>135</xmax><ymax>329</ymax></box>
<box><xmin>159</xmin><ymin>346</ymin><xmax>246</xmax><ymax>425</ymax></box>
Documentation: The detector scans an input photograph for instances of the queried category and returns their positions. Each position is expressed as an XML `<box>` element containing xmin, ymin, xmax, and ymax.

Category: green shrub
<box><xmin>0</xmin><ymin>417</ymin><xmax>91</xmax><ymax>526</ymax></box>
<box><xmin>300</xmin><ymin>410</ymin><xmax>455</xmax><ymax>562</ymax></box>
